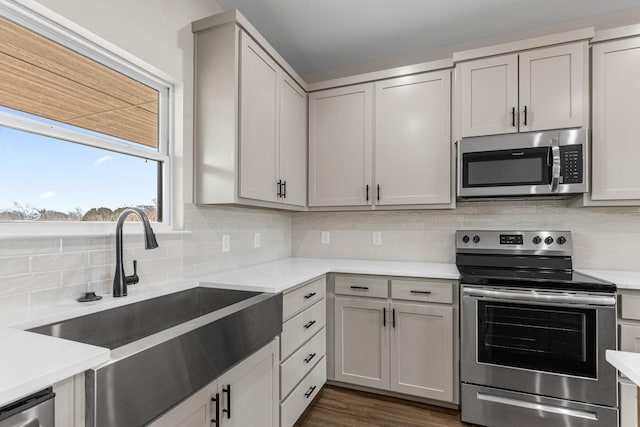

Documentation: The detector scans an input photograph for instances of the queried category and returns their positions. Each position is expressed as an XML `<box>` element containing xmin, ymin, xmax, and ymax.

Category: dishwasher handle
<box><xmin>0</xmin><ymin>388</ymin><xmax>55</xmax><ymax>426</ymax></box>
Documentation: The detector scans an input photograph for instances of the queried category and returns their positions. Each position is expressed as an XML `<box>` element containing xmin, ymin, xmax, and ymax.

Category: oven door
<box><xmin>461</xmin><ymin>285</ymin><xmax>617</xmax><ymax>407</ymax></box>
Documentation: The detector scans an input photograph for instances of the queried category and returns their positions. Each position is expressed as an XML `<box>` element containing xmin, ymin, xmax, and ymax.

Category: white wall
<box><xmin>0</xmin><ymin>0</ymin><xmax>293</xmax><ymax>318</ymax></box>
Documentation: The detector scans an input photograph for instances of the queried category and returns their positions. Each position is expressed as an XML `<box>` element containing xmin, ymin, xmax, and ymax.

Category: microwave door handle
<box><xmin>549</xmin><ymin>138</ymin><xmax>561</xmax><ymax>192</ymax></box>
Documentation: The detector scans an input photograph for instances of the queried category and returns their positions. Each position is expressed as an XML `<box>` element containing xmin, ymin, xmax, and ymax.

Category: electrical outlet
<box><xmin>321</xmin><ymin>231</ymin><xmax>330</xmax><ymax>245</ymax></box>
<box><xmin>254</xmin><ymin>232</ymin><xmax>261</xmax><ymax>248</ymax></box>
<box><xmin>222</xmin><ymin>234</ymin><xmax>231</xmax><ymax>253</ymax></box>
<box><xmin>372</xmin><ymin>231</ymin><xmax>382</xmax><ymax>246</ymax></box>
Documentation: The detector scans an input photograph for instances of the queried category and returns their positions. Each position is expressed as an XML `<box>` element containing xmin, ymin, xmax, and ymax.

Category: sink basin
<box><xmin>29</xmin><ymin>287</ymin><xmax>260</xmax><ymax>349</ymax></box>
<box><xmin>29</xmin><ymin>287</ymin><xmax>283</xmax><ymax>427</ymax></box>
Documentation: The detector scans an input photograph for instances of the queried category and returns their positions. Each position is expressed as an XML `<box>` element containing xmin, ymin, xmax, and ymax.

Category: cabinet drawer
<box><xmin>621</xmin><ymin>293</ymin><xmax>640</xmax><ymax>321</ymax></box>
<box><xmin>281</xmin><ymin>327</ymin><xmax>326</xmax><ymax>399</ymax></box>
<box><xmin>280</xmin><ymin>356</ymin><xmax>326</xmax><ymax>427</ymax></box>
<box><xmin>620</xmin><ymin>324</ymin><xmax>640</xmax><ymax>353</ymax></box>
<box><xmin>281</xmin><ymin>299</ymin><xmax>326</xmax><ymax>359</ymax></box>
<box><xmin>335</xmin><ymin>276</ymin><xmax>388</xmax><ymax>298</ymax></box>
<box><xmin>391</xmin><ymin>279</ymin><xmax>454</xmax><ymax>304</ymax></box>
<box><xmin>283</xmin><ymin>277</ymin><xmax>326</xmax><ymax>321</ymax></box>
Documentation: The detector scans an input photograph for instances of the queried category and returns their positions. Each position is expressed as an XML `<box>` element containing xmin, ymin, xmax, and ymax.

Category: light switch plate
<box><xmin>321</xmin><ymin>231</ymin><xmax>330</xmax><ymax>245</ymax></box>
<box><xmin>222</xmin><ymin>234</ymin><xmax>231</xmax><ymax>252</ymax></box>
<box><xmin>254</xmin><ymin>232</ymin><xmax>261</xmax><ymax>248</ymax></box>
<box><xmin>372</xmin><ymin>231</ymin><xmax>382</xmax><ymax>246</ymax></box>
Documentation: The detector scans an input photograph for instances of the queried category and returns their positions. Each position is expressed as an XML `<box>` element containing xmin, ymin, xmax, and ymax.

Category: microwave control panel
<box><xmin>559</xmin><ymin>145</ymin><xmax>583</xmax><ymax>184</ymax></box>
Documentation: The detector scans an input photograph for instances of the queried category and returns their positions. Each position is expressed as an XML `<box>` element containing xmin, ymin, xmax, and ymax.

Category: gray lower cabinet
<box><xmin>618</xmin><ymin>290</ymin><xmax>640</xmax><ymax>427</ymax></box>
<box><xmin>334</xmin><ymin>297</ymin><xmax>390</xmax><ymax>389</ymax></box>
<box><xmin>280</xmin><ymin>277</ymin><xmax>327</xmax><ymax>427</ymax></box>
<box><xmin>390</xmin><ymin>302</ymin><xmax>454</xmax><ymax>400</ymax></box>
<box><xmin>333</xmin><ymin>275</ymin><xmax>456</xmax><ymax>403</ymax></box>
<box><xmin>147</xmin><ymin>339</ymin><xmax>279</xmax><ymax>427</ymax></box>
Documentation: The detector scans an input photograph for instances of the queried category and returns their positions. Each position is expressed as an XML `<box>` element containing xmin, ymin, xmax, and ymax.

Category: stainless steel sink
<box><xmin>29</xmin><ymin>287</ymin><xmax>283</xmax><ymax>427</ymax></box>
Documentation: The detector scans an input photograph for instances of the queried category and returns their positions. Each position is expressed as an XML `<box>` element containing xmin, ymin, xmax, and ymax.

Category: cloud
<box><xmin>39</xmin><ymin>191</ymin><xmax>55</xmax><ymax>199</ymax></box>
<box><xmin>94</xmin><ymin>155</ymin><xmax>114</xmax><ymax>166</ymax></box>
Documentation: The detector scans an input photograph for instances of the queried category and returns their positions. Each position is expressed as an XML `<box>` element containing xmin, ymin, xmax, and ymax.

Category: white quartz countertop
<box><xmin>578</xmin><ymin>269</ymin><xmax>640</xmax><ymax>290</ymax></box>
<box><xmin>0</xmin><ymin>327</ymin><xmax>109</xmax><ymax>407</ymax></box>
<box><xmin>607</xmin><ymin>350</ymin><xmax>640</xmax><ymax>386</ymax></box>
<box><xmin>198</xmin><ymin>257</ymin><xmax>460</xmax><ymax>293</ymax></box>
<box><xmin>0</xmin><ymin>257</ymin><xmax>459</xmax><ymax>408</ymax></box>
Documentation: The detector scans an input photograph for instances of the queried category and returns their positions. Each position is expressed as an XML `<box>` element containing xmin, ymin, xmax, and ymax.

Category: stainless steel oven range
<box><xmin>457</xmin><ymin>230</ymin><xmax>618</xmax><ymax>427</ymax></box>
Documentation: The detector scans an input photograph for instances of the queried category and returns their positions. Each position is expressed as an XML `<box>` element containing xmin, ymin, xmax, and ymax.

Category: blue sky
<box><xmin>0</xmin><ymin>124</ymin><xmax>158</xmax><ymax>214</ymax></box>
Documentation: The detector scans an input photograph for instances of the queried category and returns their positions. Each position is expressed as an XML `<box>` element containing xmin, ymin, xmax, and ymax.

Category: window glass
<box><xmin>0</xmin><ymin>126</ymin><xmax>161</xmax><ymax>221</ymax></box>
<box><xmin>0</xmin><ymin>13</ymin><xmax>170</xmax><ymax>223</ymax></box>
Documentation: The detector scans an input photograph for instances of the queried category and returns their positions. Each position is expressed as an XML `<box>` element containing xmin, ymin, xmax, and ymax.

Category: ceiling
<box><xmin>216</xmin><ymin>0</ymin><xmax>640</xmax><ymax>81</ymax></box>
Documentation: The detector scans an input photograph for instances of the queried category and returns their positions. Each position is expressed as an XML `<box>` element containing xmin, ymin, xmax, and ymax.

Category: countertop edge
<box><xmin>606</xmin><ymin>350</ymin><xmax>640</xmax><ymax>386</ymax></box>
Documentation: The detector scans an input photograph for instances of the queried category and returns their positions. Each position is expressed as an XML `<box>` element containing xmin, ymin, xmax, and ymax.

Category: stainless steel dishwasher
<box><xmin>0</xmin><ymin>388</ymin><xmax>54</xmax><ymax>427</ymax></box>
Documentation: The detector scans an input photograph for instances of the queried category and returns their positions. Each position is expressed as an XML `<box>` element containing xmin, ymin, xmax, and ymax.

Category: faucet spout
<box><xmin>113</xmin><ymin>208</ymin><xmax>159</xmax><ymax>297</ymax></box>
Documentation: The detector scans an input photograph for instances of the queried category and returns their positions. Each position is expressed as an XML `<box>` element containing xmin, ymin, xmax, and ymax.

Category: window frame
<box><xmin>0</xmin><ymin>0</ymin><xmax>174</xmax><ymax>235</ymax></box>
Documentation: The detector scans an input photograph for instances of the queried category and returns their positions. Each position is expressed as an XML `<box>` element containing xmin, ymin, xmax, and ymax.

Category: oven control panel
<box><xmin>456</xmin><ymin>230</ymin><xmax>572</xmax><ymax>255</ymax></box>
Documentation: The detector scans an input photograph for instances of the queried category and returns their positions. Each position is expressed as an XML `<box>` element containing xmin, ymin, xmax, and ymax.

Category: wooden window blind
<box><xmin>0</xmin><ymin>16</ymin><xmax>159</xmax><ymax>148</ymax></box>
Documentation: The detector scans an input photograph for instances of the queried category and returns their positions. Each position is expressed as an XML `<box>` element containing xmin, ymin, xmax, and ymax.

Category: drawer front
<box><xmin>391</xmin><ymin>279</ymin><xmax>454</xmax><ymax>304</ymax></box>
<box><xmin>283</xmin><ymin>277</ymin><xmax>326</xmax><ymax>321</ymax></box>
<box><xmin>620</xmin><ymin>324</ymin><xmax>640</xmax><ymax>353</ymax></box>
<box><xmin>335</xmin><ymin>276</ymin><xmax>388</xmax><ymax>298</ymax></box>
<box><xmin>281</xmin><ymin>327</ymin><xmax>326</xmax><ymax>399</ymax></box>
<box><xmin>281</xmin><ymin>357</ymin><xmax>326</xmax><ymax>427</ymax></box>
<box><xmin>621</xmin><ymin>293</ymin><xmax>640</xmax><ymax>321</ymax></box>
<box><xmin>281</xmin><ymin>299</ymin><xmax>326</xmax><ymax>359</ymax></box>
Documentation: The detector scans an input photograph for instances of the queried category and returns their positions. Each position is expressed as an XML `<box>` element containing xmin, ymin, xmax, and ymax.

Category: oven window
<box><xmin>477</xmin><ymin>301</ymin><xmax>596</xmax><ymax>378</ymax></box>
<box><xmin>463</xmin><ymin>147</ymin><xmax>550</xmax><ymax>188</ymax></box>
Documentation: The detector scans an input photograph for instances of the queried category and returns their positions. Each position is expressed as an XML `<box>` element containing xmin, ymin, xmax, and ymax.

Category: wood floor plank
<box><xmin>295</xmin><ymin>385</ymin><xmax>469</xmax><ymax>427</ymax></box>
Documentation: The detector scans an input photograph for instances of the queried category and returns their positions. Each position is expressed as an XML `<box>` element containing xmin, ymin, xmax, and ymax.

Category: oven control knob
<box><xmin>557</xmin><ymin>236</ymin><xmax>567</xmax><ymax>245</ymax></box>
<box><xmin>462</xmin><ymin>235</ymin><xmax>470</xmax><ymax>243</ymax></box>
<box><xmin>544</xmin><ymin>236</ymin><xmax>554</xmax><ymax>245</ymax></box>
<box><xmin>532</xmin><ymin>236</ymin><xmax>542</xmax><ymax>244</ymax></box>
<box><xmin>473</xmin><ymin>235</ymin><xmax>480</xmax><ymax>244</ymax></box>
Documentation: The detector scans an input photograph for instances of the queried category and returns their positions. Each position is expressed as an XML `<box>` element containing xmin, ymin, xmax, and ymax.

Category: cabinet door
<box><xmin>620</xmin><ymin>380</ymin><xmax>637</xmax><ymax>427</ymax></box>
<box><xmin>390</xmin><ymin>302</ymin><xmax>454</xmax><ymax>402</ymax></box>
<box><xmin>279</xmin><ymin>75</ymin><xmax>307</xmax><ymax>207</ymax></box>
<box><xmin>334</xmin><ymin>297</ymin><xmax>389</xmax><ymax>389</ymax></box>
<box><xmin>148</xmin><ymin>380</ymin><xmax>217</xmax><ymax>427</ymax></box>
<box><xmin>592</xmin><ymin>37</ymin><xmax>640</xmax><ymax>201</ymax></box>
<box><xmin>459</xmin><ymin>54</ymin><xmax>518</xmax><ymax>137</ymax></box>
<box><xmin>519</xmin><ymin>43</ymin><xmax>585</xmax><ymax>132</ymax></box>
<box><xmin>239</xmin><ymin>32</ymin><xmax>279</xmax><ymax>203</ymax></box>
<box><xmin>218</xmin><ymin>339</ymin><xmax>279</xmax><ymax>427</ymax></box>
<box><xmin>309</xmin><ymin>84</ymin><xmax>373</xmax><ymax>206</ymax></box>
<box><xmin>375</xmin><ymin>71</ymin><xmax>451</xmax><ymax>205</ymax></box>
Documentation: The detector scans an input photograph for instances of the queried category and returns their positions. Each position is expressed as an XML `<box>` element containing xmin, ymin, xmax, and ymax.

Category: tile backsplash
<box><xmin>2</xmin><ymin>199</ymin><xmax>640</xmax><ymax>316</ymax></box>
<box><xmin>0</xmin><ymin>204</ymin><xmax>291</xmax><ymax>316</ymax></box>
<box><xmin>292</xmin><ymin>200</ymin><xmax>640</xmax><ymax>271</ymax></box>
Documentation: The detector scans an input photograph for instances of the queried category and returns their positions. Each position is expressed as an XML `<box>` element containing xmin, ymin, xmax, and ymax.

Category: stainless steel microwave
<box><xmin>458</xmin><ymin>128</ymin><xmax>588</xmax><ymax>198</ymax></box>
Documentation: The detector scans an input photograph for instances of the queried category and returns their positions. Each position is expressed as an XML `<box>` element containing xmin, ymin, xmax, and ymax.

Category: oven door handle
<box><xmin>462</xmin><ymin>287</ymin><xmax>616</xmax><ymax>306</ymax></box>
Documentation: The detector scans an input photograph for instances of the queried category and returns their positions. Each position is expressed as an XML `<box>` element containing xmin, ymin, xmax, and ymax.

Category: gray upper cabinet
<box><xmin>193</xmin><ymin>14</ymin><xmax>307</xmax><ymax>210</ymax></box>
<box><xmin>590</xmin><ymin>36</ymin><xmax>640</xmax><ymax>204</ymax></box>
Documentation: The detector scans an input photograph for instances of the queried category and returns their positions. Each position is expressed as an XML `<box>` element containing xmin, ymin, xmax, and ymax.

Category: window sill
<box><xmin>0</xmin><ymin>222</ymin><xmax>191</xmax><ymax>240</ymax></box>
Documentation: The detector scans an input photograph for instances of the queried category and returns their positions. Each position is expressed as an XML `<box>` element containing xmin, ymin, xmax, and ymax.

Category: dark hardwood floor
<box><xmin>295</xmin><ymin>385</ymin><xmax>469</xmax><ymax>427</ymax></box>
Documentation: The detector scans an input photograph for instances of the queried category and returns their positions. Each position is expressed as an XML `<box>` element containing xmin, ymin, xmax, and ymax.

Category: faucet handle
<box><xmin>125</xmin><ymin>260</ymin><xmax>140</xmax><ymax>285</ymax></box>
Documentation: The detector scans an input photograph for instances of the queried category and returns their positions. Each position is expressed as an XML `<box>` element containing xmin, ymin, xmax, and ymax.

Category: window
<box><xmin>0</xmin><ymin>4</ymin><xmax>171</xmax><ymax>226</ymax></box>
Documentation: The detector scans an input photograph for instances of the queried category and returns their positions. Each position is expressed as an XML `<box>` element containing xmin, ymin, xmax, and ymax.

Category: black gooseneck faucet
<box><xmin>113</xmin><ymin>208</ymin><xmax>159</xmax><ymax>297</ymax></box>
